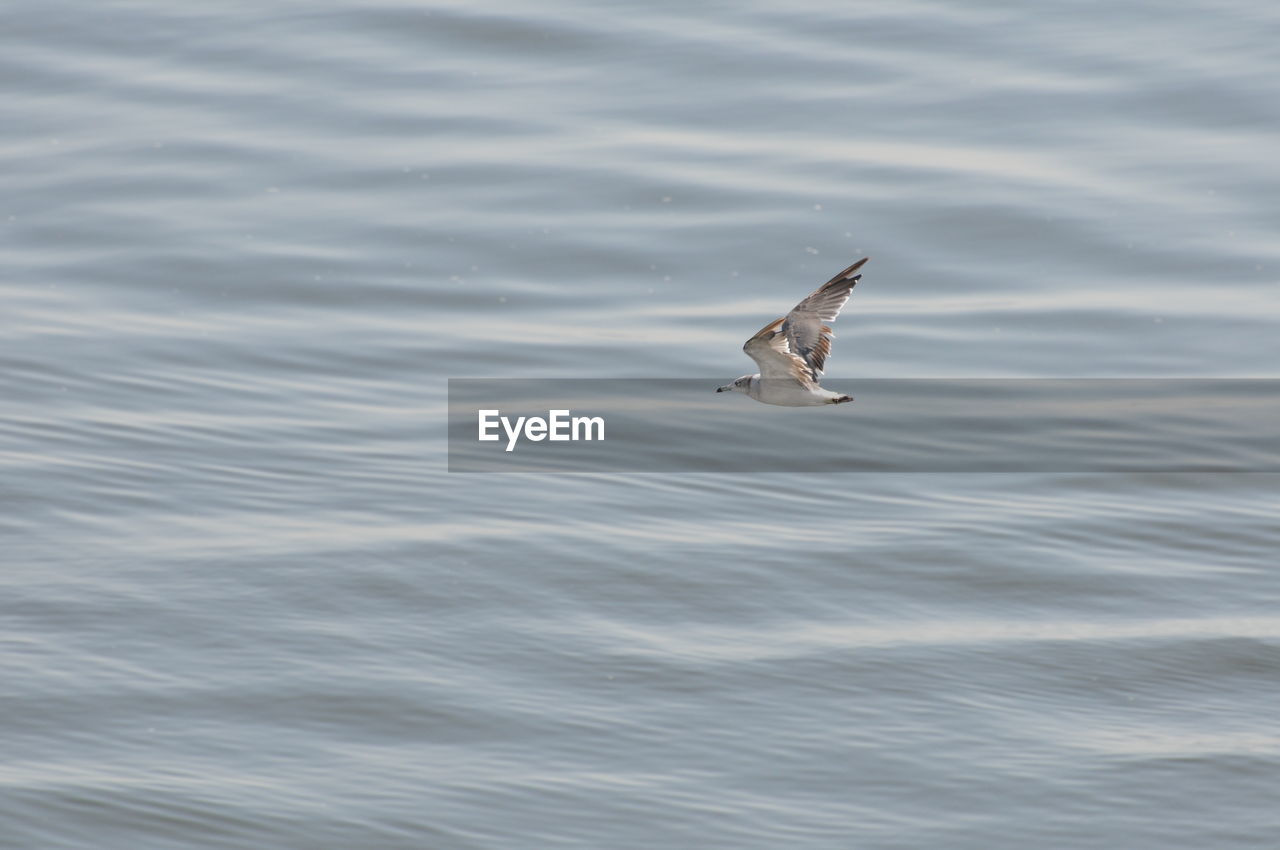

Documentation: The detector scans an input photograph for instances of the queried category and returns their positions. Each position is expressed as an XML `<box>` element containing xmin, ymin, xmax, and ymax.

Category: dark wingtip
<box><xmin>825</xmin><ymin>257</ymin><xmax>870</xmax><ymax>286</ymax></box>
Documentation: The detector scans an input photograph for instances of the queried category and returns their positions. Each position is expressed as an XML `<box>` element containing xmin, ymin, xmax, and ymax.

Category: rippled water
<box><xmin>5</xmin><ymin>1</ymin><xmax>1279</xmax><ymax>848</ymax></box>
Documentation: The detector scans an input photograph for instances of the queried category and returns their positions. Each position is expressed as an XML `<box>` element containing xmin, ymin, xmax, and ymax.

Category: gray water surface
<box><xmin>4</xmin><ymin>1</ymin><xmax>1280</xmax><ymax>848</ymax></box>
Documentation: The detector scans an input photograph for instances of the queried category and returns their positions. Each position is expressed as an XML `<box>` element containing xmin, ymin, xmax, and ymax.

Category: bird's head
<box><xmin>716</xmin><ymin>376</ymin><xmax>753</xmax><ymax>394</ymax></box>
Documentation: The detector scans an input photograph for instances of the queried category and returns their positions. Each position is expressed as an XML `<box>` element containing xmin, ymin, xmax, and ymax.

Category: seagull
<box><xmin>716</xmin><ymin>257</ymin><xmax>868</xmax><ymax>406</ymax></box>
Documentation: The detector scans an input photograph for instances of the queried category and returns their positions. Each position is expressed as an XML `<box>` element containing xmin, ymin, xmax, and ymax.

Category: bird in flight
<box><xmin>716</xmin><ymin>257</ymin><xmax>868</xmax><ymax>406</ymax></box>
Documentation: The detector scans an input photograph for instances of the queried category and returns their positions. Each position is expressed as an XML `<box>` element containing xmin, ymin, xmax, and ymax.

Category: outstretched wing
<box><xmin>743</xmin><ymin>317</ymin><xmax>819</xmax><ymax>387</ymax></box>
<box><xmin>781</xmin><ymin>257</ymin><xmax>867</xmax><ymax>377</ymax></box>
